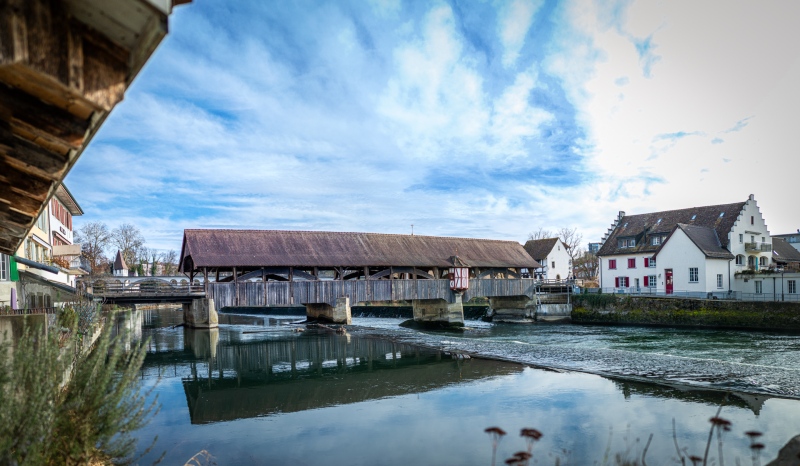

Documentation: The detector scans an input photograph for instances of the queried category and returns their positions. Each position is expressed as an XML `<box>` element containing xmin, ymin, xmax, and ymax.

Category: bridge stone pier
<box><xmin>183</xmin><ymin>298</ymin><xmax>219</xmax><ymax>329</ymax></box>
<box><xmin>489</xmin><ymin>296</ymin><xmax>538</xmax><ymax>323</ymax></box>
<box><xmin>412</xmin><ymin>294</ymin><xmax>464</xmax><ymax>327</ymax></box>
<box><xmin>305</xmin><ymin>297</ymin><xmax>352</xmax><ymax>325</ymax></box>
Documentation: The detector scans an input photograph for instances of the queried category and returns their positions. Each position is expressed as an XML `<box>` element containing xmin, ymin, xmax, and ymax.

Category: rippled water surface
<box><xmin>127</xmin><ymin>310</ymin><xmax>800</xmax><ymax>465</ymax></box>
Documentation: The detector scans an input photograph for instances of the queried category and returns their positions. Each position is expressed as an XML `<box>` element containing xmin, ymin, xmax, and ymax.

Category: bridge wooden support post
<box><xmin>183</xmin><ymin>298</ymin><xmax>219</xmax><ymax>329</ymax></box>
<box><xmin>305</xmin><ymin>297</ymin><xmax>351</xmax><ymax>324</ymax></box>
<box><xmin>488</xmin><ymin>296</ymin><xmax>537</xmax><ymax>323</ymax></box>
<box><xmin>411</xmin><ymin>293</ymin><xmax>464</xmax><ymax>328</ymax></box>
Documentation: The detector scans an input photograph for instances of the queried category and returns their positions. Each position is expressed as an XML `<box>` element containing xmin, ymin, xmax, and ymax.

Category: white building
<box><xmin>523</xmin><ymin>237</ymin><xmax>572</xmax><ymax>280</ymax></box>
<box><xmin>596</xmin><ymin>195</ymin><xmax>789</xmax><ymax>298</ymax></box>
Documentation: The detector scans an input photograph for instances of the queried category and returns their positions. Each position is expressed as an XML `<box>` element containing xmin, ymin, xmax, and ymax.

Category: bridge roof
<box><xmin>180</xmin><ymin>229</ymin><xmax>540</xmax><ymax>271</ymax></box>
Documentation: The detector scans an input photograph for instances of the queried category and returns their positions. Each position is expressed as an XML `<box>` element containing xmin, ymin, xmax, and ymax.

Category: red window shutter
<box><xmin>615</xmin><ymin>277</ymin><xmax>620</xmax><ymax>287</ymax></box>
<box><xmin>644</xmin><ymin>258</ymin><xmax>649</xmax><ymax>267</ymax></box>
<box><xmin>644</xmin><ymin>276</ymin><xmax>649</xmax><ymax>287</ymax></box>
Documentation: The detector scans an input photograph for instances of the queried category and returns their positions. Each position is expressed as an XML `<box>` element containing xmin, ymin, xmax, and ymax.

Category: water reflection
<box><xmin>128</xmin><ymin>311</ymin><xmax>800</xmax><ymax>465</ymax></box>
<box><xmin>174</xmin><ymin>329</ymin><xmax>522</xmax><ymax>424</ymax></box>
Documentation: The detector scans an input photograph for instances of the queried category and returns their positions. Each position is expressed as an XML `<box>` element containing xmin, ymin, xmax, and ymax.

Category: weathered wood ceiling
<box><xmin>0</xmin><ymin>0</ymin><xmax>187</xmax><ymax>255</ymax></box>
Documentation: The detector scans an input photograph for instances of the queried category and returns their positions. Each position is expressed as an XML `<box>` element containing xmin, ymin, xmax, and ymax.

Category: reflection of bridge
<box><xmin>139</xmin><ymin>329</ymin><xmax>524</xmax><ymax>424</ymax></box>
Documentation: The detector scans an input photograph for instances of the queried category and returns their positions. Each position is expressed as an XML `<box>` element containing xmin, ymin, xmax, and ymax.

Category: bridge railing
<box><xmin>90</xmin><ymin>282</ymin><xmax>205</xmax><ymax>296</ymax></box>
<box><xmin>208</xmin><ymin>278</ymin><xmax>543</xmax><ymax>308</ymax></box>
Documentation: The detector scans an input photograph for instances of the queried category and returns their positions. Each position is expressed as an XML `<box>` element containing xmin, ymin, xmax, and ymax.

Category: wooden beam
<box><xmin>0</xmin><ymin>82</ymin><xmax>89</xmax><ymax>146</ymax></box>
<box><xmin>0</xmin><ymin>161</ymin><xmax>51</xmax><ymax>200</ymax></box>
<box><xmin>0</xmin><ymin>186</ymin><xmax>43</xmax><ymax>216</ymax></box>
<box><xmin>0</xmin><ymin>122</ymin><xmax>67</xmax><ymax>179</ymax></box>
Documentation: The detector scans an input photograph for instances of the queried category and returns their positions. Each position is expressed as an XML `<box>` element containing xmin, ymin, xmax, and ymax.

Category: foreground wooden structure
<box><xmin>0</xmin><ymin>0</ymin><xmax>188</xmax><ymax>255</ymax></box>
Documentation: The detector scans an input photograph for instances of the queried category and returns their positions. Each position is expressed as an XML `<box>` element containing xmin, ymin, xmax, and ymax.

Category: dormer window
<box><xmin>651</xmin><ymin>236</ymin><xmax>661</xmax><ymax>246</ymax></box>
<box><xmin>618</xmin><ymin>238</ymin><xmax>636</xmax><ymax>248</ymax></box>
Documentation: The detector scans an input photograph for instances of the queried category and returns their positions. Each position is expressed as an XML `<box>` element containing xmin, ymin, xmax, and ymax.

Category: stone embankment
<box><xmin>572</xmin><ymin>294</ymin><xmax>800</xmax><ymax>330</ymax></box>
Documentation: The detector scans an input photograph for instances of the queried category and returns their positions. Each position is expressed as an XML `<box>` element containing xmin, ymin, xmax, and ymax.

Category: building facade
<box><xmin>596</xmin><ymin>195</ymin><xmax>792</xmax><ymax>298</ymax></box>
<box><xmin>522</xmin><ymin>238</ymin><xmax>572</xmax><ymax>280</ymax></box>
<box><xmin>0</xmin><ymin>184</ymin><xmax>87</xmax><ymax>309</ymax></box>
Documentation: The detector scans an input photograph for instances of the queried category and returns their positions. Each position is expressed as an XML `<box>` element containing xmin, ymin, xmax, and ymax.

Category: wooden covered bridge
<box><xmin>179</xmin><ymin>229</ymin><xmax>544</xmax><ymax>326</ymax></box>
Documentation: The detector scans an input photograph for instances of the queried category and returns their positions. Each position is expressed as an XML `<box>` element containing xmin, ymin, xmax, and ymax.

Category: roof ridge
<box><xmin>619</xmin><ymin>201</ymin><xmax>746</xmax><ymax>220</ymax></box>
<box><xmin>184</xmin><ymin>229</ymin><xmax>522</xmax><ymax>244</ymax></box>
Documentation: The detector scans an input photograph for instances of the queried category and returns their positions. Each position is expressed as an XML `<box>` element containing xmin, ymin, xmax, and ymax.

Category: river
<box><xmin>124</xmin><ymin>309</ymin><xmax>800</xmax><ymax>465</ymax></box>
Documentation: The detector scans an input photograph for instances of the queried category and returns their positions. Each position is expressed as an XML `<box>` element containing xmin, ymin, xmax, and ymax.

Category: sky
<box><xmin>65</xmin><ymin>0</ymin><xmax>800</xmax><ymax>253</ymax></box>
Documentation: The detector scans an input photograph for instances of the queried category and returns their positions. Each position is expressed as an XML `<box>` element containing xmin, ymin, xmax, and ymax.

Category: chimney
<box><xmin>748</xmin><ymin>194</ymin><xmax>754</xmax><ymax>201</ymax></box>
<box><xmin>618</xmin><ymin>211</ymin><xmax>626</xmax><ymax>220</ymax></box>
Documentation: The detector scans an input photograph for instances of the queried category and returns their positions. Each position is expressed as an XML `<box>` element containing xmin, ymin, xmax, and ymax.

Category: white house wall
<box><xmin>599</xmin><ymin>253</ymin><xmax>657</xmax><ymax>290</ymax></box>
<box><xmin>544</xmin><ymin>242</ymin><xmax>572</xmax><ymax>280</ymax></box>
<box><xmin>657</xmin><ymin>230</ymin><xmax>714</xmax><ymax>292</ymax></box>
<box><xmin>728</xmin><ymin>196</ymin><xmax>772</xmax><ymax>277</ymax></box>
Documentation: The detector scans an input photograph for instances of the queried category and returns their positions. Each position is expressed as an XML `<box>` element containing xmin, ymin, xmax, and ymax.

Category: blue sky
<box><xmin>65</xmin><ymin>0</ymin><xmax>800</xmax><ymax>253</ymax></box>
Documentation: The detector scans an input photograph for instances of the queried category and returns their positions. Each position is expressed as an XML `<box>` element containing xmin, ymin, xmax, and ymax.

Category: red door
<box><xmin>665</xmin><ymin>269</ymin><xmax>673</xmax><ymax>294</ymax></box>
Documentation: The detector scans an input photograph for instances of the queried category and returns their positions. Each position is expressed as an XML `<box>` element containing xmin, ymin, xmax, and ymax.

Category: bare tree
<box><xmin>112</xmin><ymin>224</ymin><xmax>145</xmax><ymax>271</ymax></box>
<box><xmin>527</xmin><ymin>227</ymin><xmax>554</xmax><ymax>241</ymax></box>
<box><xmin>74</xmin><ymin>222</ymin><xmax>111</xmax><ymax>277</ymax></box>
<box><xmin>160</xmin><ymin>250</ymin><xmax>178</xmax><ymax>276</ymax></box>
<box><xmin>557</xmin><ymin>227</ymin><xmax>583</xmax><ymax>263</ymax></box>
<box><xmin>573</xmin><ymin>250</ymin><xmax>598</xmax><ymax>282</ymax></box>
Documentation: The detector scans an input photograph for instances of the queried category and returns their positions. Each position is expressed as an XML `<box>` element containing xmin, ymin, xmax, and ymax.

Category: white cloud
<box><xmin>497</xmin><ymin>0</ymin><xmax>543</xmax><ymax>68</ymax></box>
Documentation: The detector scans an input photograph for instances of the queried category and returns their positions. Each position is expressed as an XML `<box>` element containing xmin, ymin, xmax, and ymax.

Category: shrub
<box><xmin>0</xmin><ymin>310</ymin><xmax>155</xmax><ymax>465</ymax></box>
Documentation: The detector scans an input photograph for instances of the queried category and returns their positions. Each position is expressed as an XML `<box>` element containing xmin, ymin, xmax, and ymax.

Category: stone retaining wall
<box><xmin>572</xmin><ymin>294</ymin><xmax>800</xmax><ymax>330</ymax></box>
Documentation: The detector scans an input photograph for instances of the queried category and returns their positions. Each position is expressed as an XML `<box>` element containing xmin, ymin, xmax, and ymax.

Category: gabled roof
<box><xmin>53</xmin><ymin>184</ymin><xmax>83</xmax><ymax>216</ymax></box>
<box><xmin>656</xmin><ymin>224</ymin><xmax>734</xmax><ymax>260</ymax></box>
<box><xmin>179</xmin><ymin>229</ymin><xmax>540</xmax><ymax>272</ymax></box>
<box><xmin>773</xmin><ymin>238</ymin><xmax>800</xmax><ymax>263</ymax></box>
<box><xmin>113</xmin><ymin>251</ymin><xmax>128</xmax><ymax>271</ymax></box>
<box><xmin>522</xmin><ymin>238</ymin><xmax>562</xmax><ymax>262</ymax></box>
<box><xmin>597</xmin><ymin>201</ymin><xmax>746</xmax><ymax>257</ymax></box>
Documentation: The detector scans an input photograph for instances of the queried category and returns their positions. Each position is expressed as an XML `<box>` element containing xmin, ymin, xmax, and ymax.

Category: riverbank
<box><xmin>572</xmin><ymin>294</ymin><xmax>800</xmax><ymax>330</ymax></box>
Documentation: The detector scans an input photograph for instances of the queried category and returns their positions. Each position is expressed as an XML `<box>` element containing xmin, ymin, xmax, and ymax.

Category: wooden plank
<box><xmin>0</xmin><ymin>63</ymin><xmax>100</xmax><ymax>119</ymax></box>
<box><xmin>0</xmin><ymin>186</ymin><xmax>43</xmax><ymax>216</ymax></box>
<box><xmin>0</xmin><ymin>161</ymin><xmax>52</xmax><ymax>199</ymax></box>
<box><xmin>0</xmin><ymin>122</ymin><xmax>68</xmax><ymax>179</ymax></box>
<box><xmin>0</xmin><ymin>82</ymin><xmax>89</xmax><ymax>145</ymax></box>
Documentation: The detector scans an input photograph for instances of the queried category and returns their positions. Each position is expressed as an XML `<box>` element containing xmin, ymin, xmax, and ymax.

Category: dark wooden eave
<box><xmin>0</xmin><ymin>0</ymin><xmax>188</xmax><ymax>255</ymax></box>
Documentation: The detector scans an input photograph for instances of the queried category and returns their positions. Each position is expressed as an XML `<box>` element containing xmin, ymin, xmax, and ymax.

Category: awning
<box><xmin>13</xmin><ymin>256</ymin><xmax>58</xmax><ymax>274</ymax></box>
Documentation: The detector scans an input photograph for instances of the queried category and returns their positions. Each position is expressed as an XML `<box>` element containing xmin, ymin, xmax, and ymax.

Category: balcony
<box><xmin>745</xmin><ymin>242</ymin><xmax>772</xmax><ymax>252</ymax></box>
<box><xmin>68</xmin><ymin>256</ymin><xmax>91</xmax><ymax>275</ymax></box>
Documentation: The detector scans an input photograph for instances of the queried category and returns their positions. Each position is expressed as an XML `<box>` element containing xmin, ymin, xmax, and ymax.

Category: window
<box><xmin>628</xmin><ymin>258</ymin><xmax>636</xmax><ymax>269</ymax></box>
<box><xmin>750</xmin><ymin>216</ymin><xmax>754</xmax><ymax>225</ymax></box>
<box><xmin>0</xmin><ymin>254</ymin><xmax>8</xmax><ymax>281</ymax></box>
<box><xmin>615</xmin><ymin>276</ymin><xmax>628</xmax><ymax>287</ymax></box>
<box><xmin>736</xmin><ymin>255</ymin><xmax>744</xmax><ymax>266</ymax></box>
<box><xmin>609</xmin><ymin>259</ymin><xmax>617</xmax><ymax>270</ymax></box>
<box><xmin>650</xmin><ymin>257</ymin><xmax>656</xmax><ymax>268</ymax></box>
<box><xmin>648</xmin><ymin>275</ymin><xmax>657</xmax><ymax>288</ymax></box>
<box><xmin>762</xmin><ymin>237</ymin><xmax>765</xmax><ymax>243</ymax></box>
<box><xmin>759</xmin><ymin>256</ymin><xmax>767</xmax><ymax>267</ymax></box>
<box><xmin>755</xmin><ymin>281</ymin><xmax>762</xmax><ymax>294</ymax></box>
<box><xmin>651</xmin><ymin>236</ymin><xmax>661</xmax><ymax>246</ymax></box>
<box><xmin>689</xmin><ymin>267</ymin><xmax>699</xmax><ymax>283</ymax></box>
<box><xmin>551</xmin><ymin>261</ymin><xmax>555</xmax><ymax>269</ymax></box>
<box><xmin>691</xmin><ymin>214</ymin><xmax>696</xmax><ymax>220</ymax></box>
<box><xmin>717</xmin><ymin>274</ymin><xmax>723</xmax><ymax>289</ymax></box>
<box><xmin>618</xmin><ymin>238</ymin><xmax>636</xmax><ymax>248</ymax></box>
<box><xmin>739</xmin><ymin>234</ymin><xmax>743</xmax><ymax>244</ymax></box>
<box><xmin>789</xmin><ymin>280</ymin><xmax>797</xmax><ymax>294</ymax></box>
<box><xmin>35</xmin><ymin>212</ymin><xmax>48</xmax><ymax>232</ymax></box>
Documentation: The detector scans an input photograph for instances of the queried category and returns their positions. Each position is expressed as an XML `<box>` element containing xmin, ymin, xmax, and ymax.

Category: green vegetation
<box><xmin>0</xmin><ymin>303</ymin><xmax>155</xmax><ymax>465</ymax></box>
<box><xmin>572</xmin><ymin>295</ymin><xmax>800</xmax><ymax>330</ymax></box>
